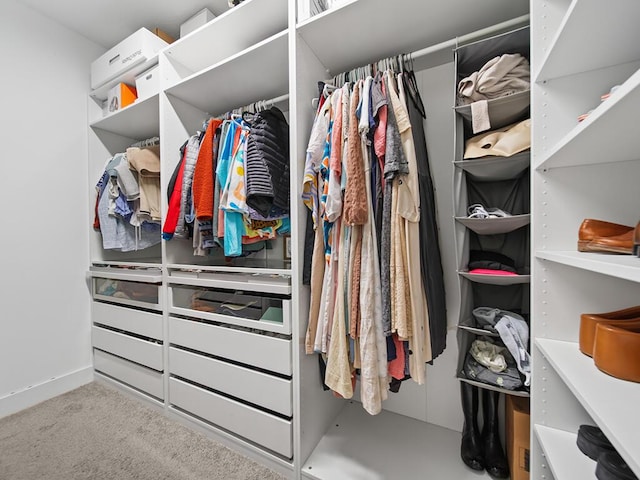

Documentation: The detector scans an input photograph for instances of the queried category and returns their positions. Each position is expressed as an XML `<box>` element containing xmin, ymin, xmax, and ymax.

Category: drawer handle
<box><xmin>109</xmin><ymin>54</ymin><xmax>120</xmax><ymax>65</ymax></box>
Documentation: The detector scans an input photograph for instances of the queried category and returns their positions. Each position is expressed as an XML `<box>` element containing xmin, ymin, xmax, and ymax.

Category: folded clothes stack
<box><xmin>577</xmin><ymin>425</ymin><xmax>638</xmax><ymax>480</ymax></box>
<box><xmin>579</xmin><ymin>305</ymin><xmax>640</xmax><ymax>383</ymax></box>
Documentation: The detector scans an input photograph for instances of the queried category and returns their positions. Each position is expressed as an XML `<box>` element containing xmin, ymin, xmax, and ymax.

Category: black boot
<box><xmin>482</xmin><ymin>389</ymin><xmax>510</xmax><ymax>478</ymax></box>
<box><xmin>460</xmin><ymin>382</ymin><xmax>484</xmax><ymax>470</ymax></box>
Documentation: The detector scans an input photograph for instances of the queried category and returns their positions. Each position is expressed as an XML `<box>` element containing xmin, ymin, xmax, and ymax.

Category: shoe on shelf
<box><xmin>593</xmin><ymin>323</ymin><xmax>640</xmax><ymax>383</ymax></box>
<box><xmin>579</xmin><ymin>305</ymin><xmax>640</xmax><ymax>357</ymax></box>
<box><xmin>600</xmin><ymin>85</ymin><xmax>621</xmax><ymax>102</ymax></box>
<box><xmin>596</xmin><ymin>451</ymin><xmax>639</xmax><ymax>480</ymax></box>
<box><xmin>576</xmin><ymin>425</ymin><xmax>616</xmax><ymax>461</ymax></box>
<box><xmin>587</xmin><ymin>229</ymin><xmax>635</xmax><ymax>255</ymax></box>
<box><xmin>467</xmin><ymin>203</ymin><xmax>511</xmax><ymax>219</ymax></box>
<box><xmin>578</xmin><ymin>219</ymin><xmax>634</xmax><ymax>252</ymax></box>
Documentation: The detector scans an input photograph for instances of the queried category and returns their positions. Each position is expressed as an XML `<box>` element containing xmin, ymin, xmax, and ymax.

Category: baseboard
<box><xmin>0</xmin><ymin>366</ymin><xmax>94</xmax><ymax>419</ymax></box>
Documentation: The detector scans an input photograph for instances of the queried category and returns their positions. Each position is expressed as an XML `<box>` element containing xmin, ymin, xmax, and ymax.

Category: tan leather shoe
<box><xmin>593</xmin><ymin>323</ymin><xmax>640</xmax><ymax>383</ymax></box>
<box><xmin>578</xmin><ymin>219</ymin><xmax>634</xmax><ymax>252</ymax></box>
<box><xmin>587</xmin><ymin>229</ymin><xmax>634</xmax><ymax>254</ymax></box>
<box><xmin>580</xmin><ymin>305</ymin><xmax>640</xmax><ymax>356</ymax></box>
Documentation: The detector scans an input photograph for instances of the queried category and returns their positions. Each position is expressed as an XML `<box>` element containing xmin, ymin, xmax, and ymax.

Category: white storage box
<box><xmin>91</xmin><ymin>28</ymin><xmax>169</xmax><ymax>90</ymax></box>
<box><xmin>135</xmin><ymin>64</ymin><xmax>161</xmax><ymax>100</ymax></box>
<box><xmin>180</xmin><ymin>8</ymin><xmax>215</xmax><ymax>38</ymax></box>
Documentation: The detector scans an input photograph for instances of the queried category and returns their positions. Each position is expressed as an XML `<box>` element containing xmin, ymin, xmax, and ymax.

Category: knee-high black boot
<box><xmin>460</xmin><ymin>382</ymin><xmax>484</xmax><ymax>470</ymax></box>
<box><xmin>482</xmin><ymin>389</ymin><xmax>510</xmax><ymax>478</ymax></box>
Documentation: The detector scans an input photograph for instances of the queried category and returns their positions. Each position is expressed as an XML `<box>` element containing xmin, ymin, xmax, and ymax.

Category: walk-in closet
<box><xmin>2</xmin><ymin>0</ymin><xmax>639</xmax><ymax>479</ymax></box>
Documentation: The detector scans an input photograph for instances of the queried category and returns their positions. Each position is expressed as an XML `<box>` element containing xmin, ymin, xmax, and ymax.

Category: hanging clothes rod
<box><xmin>330</xmin><ymin>13</ymin><xmax>530</xmax><ymax>79</ymax></box>
<box><xmin>411</xmin><ymin>14</ymin><xmax>530</xmax><ymax>63</ymax></box>
<box><xmin>130</xmin><ymin>136</ymin><xmax>160</xmax><ymax>148</ymax></box>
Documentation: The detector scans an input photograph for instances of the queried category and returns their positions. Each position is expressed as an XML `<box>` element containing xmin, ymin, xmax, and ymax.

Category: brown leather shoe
<box><xmin>593</xmin><ymin>323</ymin><xmax>640</xmax><ymax>383</ymax></box>
<box><xmin>587</xmin><ymin>229</ymin><xmax>634</xmax><ymax>254</ymax></box>
<box><xmin>580</xmin><ymin>314</ymin><xmax>640</xmax><ymax>357</ymax></box>
<box><xmin>578</xmin><ymin>219</ymin><xmax>634</xmax><ymax>252</ymax></box>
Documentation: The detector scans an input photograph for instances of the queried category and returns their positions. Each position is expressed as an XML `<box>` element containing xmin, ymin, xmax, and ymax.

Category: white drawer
<box><xmin>92</xmin><ymin>326</ymin><xmax>163</xmax><ymax>371</ymax></box>
<box><xmin>169</xmin><ymin>377</ymin><xmax>292</xmax><ymax>458</ymax></box>
<box><xmin>92</xmin><ymin>301</ymin><xmax>163</xmax><ymax>340</ymax></box>
<box><xmin>169</xmin><ymin>347</ymin><xmax>291</xmax><ymax>416</ymax></box>
<box><xmin>169</xmin><ymin>317</ymin><xmax>291</xmax><ymax>375</ymax></box>
<box><xmin>93</xmin><ymin>276</ymin><xmax>162</xmax><ymax>311</ymax></box>
<box><xmin>169</xmin><ymin>283</ymin><xmax>291</xmax><ymax>335</ymax></box>
<box><xmin>94</xmin><ymin>349</ymin><xmax>164</xmax><ymax>399</ymax></box>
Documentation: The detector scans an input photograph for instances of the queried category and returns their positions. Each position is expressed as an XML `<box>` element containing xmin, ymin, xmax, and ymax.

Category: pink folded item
<box><xmin>468</xmin><ymin>268</ymin><xmax>518</xmax><ymax>276</ymax></box>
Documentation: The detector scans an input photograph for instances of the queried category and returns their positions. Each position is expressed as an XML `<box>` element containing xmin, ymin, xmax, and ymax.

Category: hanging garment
<box><xmin>245</xmin><ymin>107</ymin><xmax>290</xmax><ymax>217</ymax></box>
<box><xmin>402</xmin><ymin>69</ymin><xmax>448</xmax><ymax>361</ymax></box>
<box><xmin>192</xmin><ymin>118</ymin><xmax>223</xmax><ymax>249</ymax></box>
<box><xmin>175</xmin><ymin>135</ymin><xmax>202</xmax><ymax>238</ymax></box>
<box><xmin>127</xmin><ymin>145</ymin><xmax>161</xmax><ymax>223</ymax></box>
<box><xmin>163</xmin><ymin>142</ymin><xmax>187</xmax><ymax>240</ymax></box>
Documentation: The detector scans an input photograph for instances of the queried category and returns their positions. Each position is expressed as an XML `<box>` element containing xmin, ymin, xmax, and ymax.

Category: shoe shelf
<box><xmin>455</xmin><ymin>214</ymin><xmax>530</xmax><ymax>235</ymax></box>
<box><xmin>535</xmin><ymin>338</ymin><xmax>640</xmax><ymax>476</ymax></box>
<box><xmin>457</xmin><ymin>376</ymin><xmax>530</xmax><ymax>399</ymax></box>
<box><xmin>164</xmin><ymin>29</ymin><xmax>289</xmax><ymax>116</ymax></box>
<box><xmin>534</xmin><ymin>67</ymin><xmax>640</xmax><ymax>171</ymax></box>
<box><xmin>534</xmin><ymin>424</ymin><xmax>596</xmax><ymax>480</ymax></box>
<box><xmin>535</xmin><ymin>251</ymin><xmax>640</xmax><ymax>284</ymax></box>
<box><xmin>534</xmin><ymin>0</ymin><xmax>640</xmax><ymax>83</ymax></box>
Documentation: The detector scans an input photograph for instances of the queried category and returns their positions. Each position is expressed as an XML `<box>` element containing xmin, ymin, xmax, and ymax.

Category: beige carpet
<box><xmin>0</xmin><ymin>382</ymin><xmax>287</xmax><ymax>480</ymax></box>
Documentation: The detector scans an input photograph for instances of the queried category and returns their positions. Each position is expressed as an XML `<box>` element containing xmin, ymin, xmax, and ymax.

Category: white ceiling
<box><xmin>16</xmin><ymin>0</ymin><xmax>232</xmax><ymax>48</ymax></box>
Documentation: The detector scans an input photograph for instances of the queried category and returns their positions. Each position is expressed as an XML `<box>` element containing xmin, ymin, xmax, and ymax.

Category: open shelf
<box><xmin>535</xmin><ymin>67</ymin><xmax>640</xmax><ymax>170</ymax></box>
<box><xmin>457</xmin><ymin>377</ymin><xmax>530</xmax><ymax>398</ymax></box>
<box><xmin>165</xmin><ymin>30</ymin><xmax>288</xmax><ymax>116</ymax></box>
<box><xmin>454</xmin><ymin>151</ymin><xmax>530</xmax><ymax>181</ymax></box>
<box><xmin>535</xmin><ymin>338</ymin><xmax>640</xmax><ymax>476</ymax></box>
<box><xmin>90</xmin><ymin>94</ymin><xmax>160</xmax><ymax>139</ymax></box>
<box><xmin>458</xmin><ymin>271</ymin><xmax>530</xmax><ymax>285</ymax></box>
<box><xmin>301</xmin><ymin>401</ymin><xmax>491</xmax><ymax>479</ymax></box>
<box><xmin>535</xmin><ymin>250</ymin><xmax>640</xmax><ymax>284</ymax></box>
<box><xmin>455</xmin><ymin>214</ymin><xmax>530</xmax><ymax>235</ymax></box>
<box><xmin>164</xmin><ymin>0</ymin><xmax>287</xmax><ymax>75</ymax></box>
<box><xmin>296</xmin><ymin>0</ymin><xmax>529</xmax><ymax>75</ymax></box>
<box><xmin>534</xmin><ymin>425</ymin><xmax>596</xmax><ymax>480</ymax></box>
<box><xmin>455</xmin><ymin>91</ymin><xmax>530</xmax><ymax>131</ymax></box>
<box><xmin>457</xmin><ymin>325</ymin><xmax>500</xmax><ymax>337</ymax></box>
<box><xmin>90</xmin><ymin>55</ymin><xmax>161</xmax><ymax>102</ymax></box>
<box><xmin>535</xmin><ymin>0</ymin><xmax>640</xmax><ymax>82</ymax></box>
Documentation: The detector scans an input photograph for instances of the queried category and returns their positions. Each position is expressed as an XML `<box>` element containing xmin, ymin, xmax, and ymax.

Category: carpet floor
<box><xmin>0</xmin><ymin>382</ymin><xmax>287</xmax><ymax>480</ymax></box>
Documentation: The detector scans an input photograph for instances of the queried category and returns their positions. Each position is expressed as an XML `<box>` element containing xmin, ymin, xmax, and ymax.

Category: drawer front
<box><xmin>92</xmin><ymin>301</ymin><xmax>163</xmax><ymax>340</ymax></box>
<box><xmin>92</xmin><ymin>326</ymin><xmax>163</xmax><ymax>371</ymax></box>
<box><xmin>93</xmin><ymin>277</ymin><xmax>162</xmax><ymax>311</ymax></box>
<box><xmin>169</xmin><ymin>317</ymin><xmax>291</xmax><ymax>375</ymax></box>
<box><xmin>94</xmin><ymin>349</ymin><xmax>164</xmax><ymax>399</ymax></box>
<box><xmin>170</xmin><ymin>283</ymin><xmax>291</xmax><ymax>335</ymax></box>
<box><xmin>169</xmin><ymin>377</ymin><xmax>292</xmax><ymax>458</ymax></box>
<box><xmin>169</xmin><ymin>347</ymin><xmax>292</xmax><ymax>416</ymax></box>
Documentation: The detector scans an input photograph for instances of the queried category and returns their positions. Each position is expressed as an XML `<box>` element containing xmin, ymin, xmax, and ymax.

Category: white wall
<box><xmin>0</xmin><ymin>0</ymin><xmax>104</xmax><ymax>416</ymax></box>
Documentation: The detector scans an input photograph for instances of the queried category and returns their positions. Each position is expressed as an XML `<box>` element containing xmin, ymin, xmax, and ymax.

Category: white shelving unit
<box><xmin>86</xmin><ymin>0</ymin><xmax>539</xmax><ymax>478</ymax></box>
<box><xmin>531</xmin><ymin>1</ymin><xmax>640</xmax><ymax>479</ymax></box>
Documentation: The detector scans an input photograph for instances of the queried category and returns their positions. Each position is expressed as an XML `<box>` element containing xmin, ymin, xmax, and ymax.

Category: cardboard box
<box><xmin>107</xmin><ymin>83</ymin><xmax>137</xmax><ymax>114</ymax></box>
<box><xmin>506</xmin><ymin>396</ymin><xmax>530</xmax><ymax>480</ymax></box>
<box><xmin>153</xmin><ymin>28</ymin><xmax>175</xmax><ymax>45</ymax></box>
<box><xmin>91</xmin><ymin>28</ymin><xmax>169</xmax><ymax>90</ymax></box>
<box><xmin>135</xmin><ymin>64</ymin><xmax>160</xmax><ymax>101</ymax></box>
<box><xmin>180</xmin><ymin>8</ymin><xmax>215</xmax><ymax>38</ymax></box>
